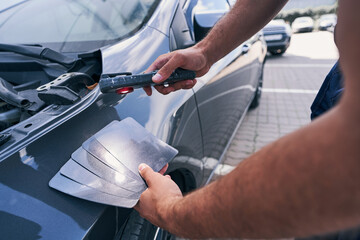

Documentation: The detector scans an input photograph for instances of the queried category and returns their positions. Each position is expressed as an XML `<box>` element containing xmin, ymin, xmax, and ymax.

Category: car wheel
<box><xmin>116</xmin><ymin>210</ymin><xmax>177</xmax><ymax>240</ymax></box>
<box><xmin>117</xmin><ymin>169</ymin><xmax>196</xmax><ymax>240</ymax></box>
<box><xmin>250</xmin><ymin>64</ymin><xmax>264</xmax><ymax>109</ymax></box>
<box><xmin>116</xmin><ymin>210</ymin><xmax>157</xmax><ymax>240</ymax></box>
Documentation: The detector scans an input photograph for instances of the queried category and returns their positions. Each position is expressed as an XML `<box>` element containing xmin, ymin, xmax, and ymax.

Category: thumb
<box><xmin>153</xmin><ymin>57</ymin><xmax>180</xmax><ymax>84</ymax></box>
<box><xmin>138</xmin><ymin>163</ymin><xmax>155</xmax><ymax>186</ymax></box>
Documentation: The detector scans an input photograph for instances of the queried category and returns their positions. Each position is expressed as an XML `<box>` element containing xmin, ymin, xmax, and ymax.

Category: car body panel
<box><xmin>192</xmin><ymin>33</ymin><xmax>266</xmax><ymax>182</ymax></box>
<box><xmin>0</xmin><ymin>0</ymin><xmax>266</xmax><ymax>238</ymax></box>
<box><xmin>0</xmin><ymin>80</ymin><xmax>203</xmax><ymax>240</ymax></box>
<box><xmin>102</xmin><ymin>23</ymin><xmax>169</xmax><ymax>76</ymax></box>
<box><xmin>146</xmin><ymin>0</ymin><xmax>178</xmax><ymax>36</ymax></box>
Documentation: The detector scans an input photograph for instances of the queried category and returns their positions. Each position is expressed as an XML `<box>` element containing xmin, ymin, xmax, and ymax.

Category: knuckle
<box><xmin>174</xmin><ymin>52</ymin><xmax>185</xmax><ymax>66</ymax></box>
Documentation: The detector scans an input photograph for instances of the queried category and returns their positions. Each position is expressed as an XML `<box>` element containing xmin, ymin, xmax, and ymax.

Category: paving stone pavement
<box><xmin>214</xmin><ymin>31</ymin><xmax>338</xmax><ymax>178</ymax></box>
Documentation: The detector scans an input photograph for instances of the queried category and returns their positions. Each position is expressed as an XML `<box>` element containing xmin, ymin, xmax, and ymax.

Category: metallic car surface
<box><xmin>0</xmin><ymin>0</ymin><xmax>266</xmax><ymax>239</ymax></box>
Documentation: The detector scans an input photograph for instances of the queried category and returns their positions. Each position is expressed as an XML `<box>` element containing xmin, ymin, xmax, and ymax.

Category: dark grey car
<box><xmin>263</xmin><ymin>19</ymin><xmax>292</xmax><ymax>55</ymax></box>
<box><xmin>0</xmin><ymin>0</ymin><xmax>266</xmax><ymax>239</ymax></box>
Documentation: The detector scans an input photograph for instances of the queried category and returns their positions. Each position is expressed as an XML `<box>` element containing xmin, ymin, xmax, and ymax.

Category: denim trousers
<box><xmin>310</xmin><ymin>61</ymin><xmax>344</xmax><ymax>120</ymax></box>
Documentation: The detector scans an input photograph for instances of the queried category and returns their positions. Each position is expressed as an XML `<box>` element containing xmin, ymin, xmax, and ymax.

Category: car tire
<box><xmin>116</xmin><ymin>210</ymin><xmax>177</xmax><ymax>240</ymax></box>
<box><xmin>116</xmin><ymin>210</ymin><xmax>157</xmax><ymax>240</ymax></box>
<box><xmin>250</xmin><ymin>64</ymin><xmax>264</xmax><ymax>109</ymax></box>
<box><xmin>117</xmin><ymin>169</ymin><xmax>196</xmax><ymax>240</ymax></box>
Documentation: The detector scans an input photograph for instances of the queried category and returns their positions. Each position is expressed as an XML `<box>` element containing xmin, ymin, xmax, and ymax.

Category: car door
<box><xmin>192</xmin><ymin>0</ymin><xmax>266</xmax><ymax>183</ymax></box>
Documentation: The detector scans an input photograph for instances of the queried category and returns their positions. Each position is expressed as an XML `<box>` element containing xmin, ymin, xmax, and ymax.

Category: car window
<box><xmin>0</xmin><ymin>0</ymin><xmax>160</xmax><ymax>52</ymax></box>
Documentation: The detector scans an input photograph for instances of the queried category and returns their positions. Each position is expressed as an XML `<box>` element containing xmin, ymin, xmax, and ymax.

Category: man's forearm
<box><xmin>144</xmin><ymin>0</ymin><xmax>288</xmax><ymax>94</ymax></box>
<box><xmin>196</xmin><ymin>0</ymin><xmax>288</xmax><ymax>66</ymax></box>
<box><xmin>166</xmin><ymin>104</ymin><xmax>360</xmax><ymax>239</ymax></box>
<box><xmin>164</xmin><ymin>1</ymin><xmax>360</xmax><ymax>238</ymax></box>
<box><xmin>137</xmin><ymin>1</ymin><xmax>360</xmax><ymax>238</ymax></box>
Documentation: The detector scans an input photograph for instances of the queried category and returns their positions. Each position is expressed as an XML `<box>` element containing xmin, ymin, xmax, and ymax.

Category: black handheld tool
<box><xmin>99</xmin><ymin>68</ymin><xmax>196</xmax><ymax>94</ymax></box>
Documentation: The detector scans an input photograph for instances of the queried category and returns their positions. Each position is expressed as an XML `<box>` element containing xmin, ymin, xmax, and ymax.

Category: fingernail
<box><xmin>185</xmin><ymin>80</ymin><xmax>193</xmax><ymax>86</ymax></box>
<box><xmin>152</xmin><ymin>73</ymin><xmax>162</xmax><ymax>82</ymax></box>
<box><xmin>139</xmin><ymin>163</ymin><xmax>146</xmax><ymax>172</ymax></box>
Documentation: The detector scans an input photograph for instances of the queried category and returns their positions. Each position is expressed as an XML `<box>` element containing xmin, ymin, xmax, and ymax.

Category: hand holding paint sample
<box><xmin>49</xmin><ymin>118</ymin><xmax>178</xmax><ymax>208</ymax></box>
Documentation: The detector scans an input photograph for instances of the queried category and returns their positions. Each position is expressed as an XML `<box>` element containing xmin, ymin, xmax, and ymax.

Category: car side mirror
<box><xmin>194</xmin><ymin>10</ymin><xmax>228</xmax><ymax>42</ymax></box>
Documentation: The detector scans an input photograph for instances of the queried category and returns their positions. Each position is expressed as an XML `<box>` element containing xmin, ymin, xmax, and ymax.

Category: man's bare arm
<box><xmin>136</xmin><ymin>102</ymin><xmax>360</xmax><ymax>238</ymax></box>
<box><xmin>144</xmin><ymin>0</ymin><xmax>288</xmax><ymax>95</ymax></box>
<box><xmin>195</xmin><ymin>0</ymin><xmax>287</xmax><ymax>68</ymax></box>
<box><xmin>136</xmin><ymin>1</ymin><xmax>360</xmax><ymax>238</ymax></box>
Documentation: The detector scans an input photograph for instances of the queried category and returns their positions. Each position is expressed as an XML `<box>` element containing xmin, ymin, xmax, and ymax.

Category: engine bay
<box><xmin>0</xmin><ymin>45</ymin><xmax>102</xmax><ymax>140</ymax></box>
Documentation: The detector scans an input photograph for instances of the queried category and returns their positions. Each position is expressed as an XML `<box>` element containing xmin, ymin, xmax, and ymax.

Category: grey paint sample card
<box><xmin>60</xmin><ymin>159</ymin><xmax>142</xmax><ymax>198</ymax></box>
<box><xmin>82</xmin><ymin>138</ymin><xmax>142</xmax><ymax>182</ymax></box>
<box><xmin>49</xmin><ymin>173</ymin><xmax>138</xmax><ymax>208</ymax></box>
<box><xmin>72</xmin><ymin>148</ymin><xmax>146</xmax><ymax>191</ymax></box>
<box><xmin>49</xmin><ymin>117</ymin><xmax>178</xmax><ymax>208</ymax></box>
<box><xmin>95</xmin><ymin>118</ymin><xmax>178</xmax><ymax>176</ymax></box>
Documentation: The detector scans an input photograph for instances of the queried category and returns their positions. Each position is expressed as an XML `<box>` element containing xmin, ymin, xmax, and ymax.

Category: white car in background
<box><xmin>292</xmin><ymin>16</ymin><xmax>314</xmax><ymax>33</ymax></box>
<box><xmin>319</xmin><ymin>14</ymin><xmax>337</xmax><ymax>31</ymax></box>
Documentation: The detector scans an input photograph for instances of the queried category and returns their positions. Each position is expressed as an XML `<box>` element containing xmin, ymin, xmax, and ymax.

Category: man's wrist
<box><xmin>158</xmin><ymin>196</ymin><xmax>183</xmax><ymax>232</ymax></box>
<box><xmin>194</xmin><ymin>41</ymin><xmax>216</xmax><ymax>69</ymax></box>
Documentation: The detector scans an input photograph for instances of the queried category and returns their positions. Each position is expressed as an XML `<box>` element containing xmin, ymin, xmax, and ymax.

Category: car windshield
<box><xmin>0</xmin><ymin>0</ymin><xmax>159</xmax><ymax>52</ymax></box>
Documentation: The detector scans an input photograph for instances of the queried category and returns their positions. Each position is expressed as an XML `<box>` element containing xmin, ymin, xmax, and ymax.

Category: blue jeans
<box><xmin>310</xmin><ymin>61</ymin><xmax>344</xmax><ymax>120</ymax></box>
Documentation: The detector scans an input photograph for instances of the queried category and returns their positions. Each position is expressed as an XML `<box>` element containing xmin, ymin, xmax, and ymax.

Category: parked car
<box><xmin>0</xmin><ymin>0</ymin><xmax>266</xmax><ymax>239</ymax></box>
<box><xmin>318</xmin><ymin>13</ymin><xmax>337</xmax><ymax>31</ymax></box>
<box><xmin>292</xmin><ymin>16</ymin><xmax>314</xmax><ymax>33</ymax></box>
<box><xmin>263</xmin><ymin>19</ymin><xmax>292</xmax><ymax>55</ymax></box>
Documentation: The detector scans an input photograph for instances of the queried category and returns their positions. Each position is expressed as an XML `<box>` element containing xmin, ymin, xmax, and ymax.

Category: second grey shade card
<box><xmin>60</xmin><ymin>159</ymin><xmax>142</xmax><ymax>198</ymax></box>
<box><xmin>72</xmin><ymin>147</ymin><xmax>146</xmax><ymax>191</ymax></box>
<box><xmin>49</xmin><ymin>173</ymin><xmax>139</xmax><ymax>208</ymax></box>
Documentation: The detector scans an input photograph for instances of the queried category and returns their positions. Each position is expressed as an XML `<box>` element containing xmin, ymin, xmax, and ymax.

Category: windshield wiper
<box><xmin>0</xmin><ymin>43</ymin><xmax>78</xmax><ymax>68</ymax></box>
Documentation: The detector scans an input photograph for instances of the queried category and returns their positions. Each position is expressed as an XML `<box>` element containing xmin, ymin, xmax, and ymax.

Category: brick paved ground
<box><xmin>214</xmin><ymin>31</ymin><xmax>338</xmax><ymax>178</ymax></box>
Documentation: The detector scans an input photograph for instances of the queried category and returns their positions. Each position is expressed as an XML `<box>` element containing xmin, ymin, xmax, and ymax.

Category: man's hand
<box><xmin>134</xmin><ymin>163</ymin><xmax>183</xmax><ymax>229</ymax></box>
<box><xmin>143</xmin><ymin>46</ymin><xmax>210</xmax><ymax>96</ymax></box>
